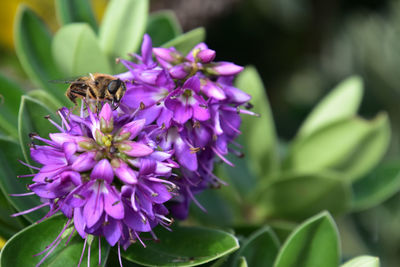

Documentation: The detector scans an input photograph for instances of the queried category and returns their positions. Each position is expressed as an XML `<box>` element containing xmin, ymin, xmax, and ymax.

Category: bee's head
<box><xmin>108</xmin><ymin>79</ymin><xmax>126</xmax><ymax>109</ymax></box>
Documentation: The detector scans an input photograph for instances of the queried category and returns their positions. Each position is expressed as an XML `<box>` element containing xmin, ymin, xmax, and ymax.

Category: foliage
<box><xmin>0</xmin><ymin>0</ymin><xmax>394</xmax><ymax>266</ymax></box>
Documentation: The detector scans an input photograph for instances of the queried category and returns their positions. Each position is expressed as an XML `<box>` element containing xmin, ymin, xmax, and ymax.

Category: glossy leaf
<box><xmin>55</xmin><ymin>0</ymin><xmax>98</xmax><ymax>30</ymax></box>
<box><xmin>28</xmin><ymin>90</ymin><xmax>63</xmax><ymax>112</ymax></box>
<box><xmin>238</xmin><ymin>257</ymin><xmax>248</xmax><ymax>267</ymax></box>
<box><xmin>235</xmin><ymin>66</ymin><xmax>279</xmax><ymax>180</ymax></box>
<box><xmin>0</xmin><ymin>137</ymin><xmax>45</xmax><ymax>222</ymax></box>
<box><xmin>255</xmin><ymin>172</ymin><xmax>351</xmax><ymax>221</ymax></box>
<box><xmin>18</xmin><ymin>96</ymin><xmax>58</xmax><ymax>167</ymax></box>
<box><xmin>274</xmin><ymin>211</ymin><xmax>340</xmax><ymax>267</ymax></box>
<box><xmin>285</xmin><ymin>114</ymin><xmax>390</xmax><ymax>181</ymax></box>
<box><xmin>52</xmin><ymin>23</ymin><xmax>112</xmax><ymax>77</ymax></box>
<box><xmin>147</xmin><ymin>11</ymin><xmax>182</xmax><ymax>46</ymax></box>
<box><xmin>0</xmin><ymin>215</ymin><xmax>110</xmax><ymax>266</ymax></box>
<box><xmin>99</xmin><ymin>0</ymin><xmax>149</xmax><ymax>60</ymax></box>
<box><xmin>122</xmin><ymin>226</ymin><xmax>239</xmax><ymax>266</ymax></box>
<box><xmin>0</xmin><ymin>73</ymin><xmax>24</xmax><ymax>137</ymax></box>
<box><xmin>162</xmin><ymin>27</ymin><xmax>206</xmax><ymax>55</ymax></box>
<box><xmin>0</xmin><ymin>178</ymin><xmax>25</xmax><ymax>239</ymax></box>
<box><xmin>352</xmin><ymin>159</ymin><xmax>400</xmax><ymax>211</ymax></box>
<box><xmin>298</xmin><ymin>76</ymin><xmax>363</xmax><ymax>138</ymax></box>
<box><xmin>189</xmin><ymin>189</ymin><xmax>234</xmax><ymax>227</ymax></box>
<box><xmin>341</xmin><ymin>256</ymin><xmax>380</xmax><ymax>267</ymax></box>
<box><xmin>221</xmin><ymin>154</ymin><xmax>258</xmax><ymax>197</ymax></box>
<box><xmin>232</xmin><ymin>226</ymin><xmax>280</xmax><ymax>267</ymax></box>
<box><xmin>14</xmin><ymin>5</ymin><xmax>67</xmax><ymax>104</ymax></box>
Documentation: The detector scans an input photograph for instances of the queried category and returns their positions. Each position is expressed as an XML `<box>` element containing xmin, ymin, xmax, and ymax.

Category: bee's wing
<box><xmin>48</xmin><ymin>76</ymin><xmax>87</xmax><ymax>84</ymax></box>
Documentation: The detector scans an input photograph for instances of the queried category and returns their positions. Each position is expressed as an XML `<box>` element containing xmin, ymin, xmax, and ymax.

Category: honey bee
<box><xmin>65</xmin><ymin>73</ymin><xmax>126</xmax><ymax>109</ymax></box>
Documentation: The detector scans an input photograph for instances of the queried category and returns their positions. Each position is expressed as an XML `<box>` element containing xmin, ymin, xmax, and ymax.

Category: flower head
<box><xmin>18</xmin><ymin>103</ymin><xmax>177</xmax><ymax>265</ymax></box>
<box><xmin>116</xmin><ymin>34</ymin><xmax>255</xmax><ymax>220</ymax></box>
<box><xmin>14</xmin><ymin>33</ymin><xmax>254</xmax><ymax>267</ymax></box>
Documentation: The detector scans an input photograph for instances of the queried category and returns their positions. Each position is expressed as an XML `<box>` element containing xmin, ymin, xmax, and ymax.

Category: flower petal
<box><xmin>83</xmin><ymin>186</ymin><xmax>104</xmax><ymax>228</ymax></box>
<box><xmin>91</xmin><ymin>159</ymin><xmax>114</xmax><ymax>183</ymax></box>
<box><xmin>174</xmin><ymin>136</ymin><xmax>198</xmax><ymax>171</ymax></box>
<box><xmin>124</xmin><ymin>209</ymin><xmax>151</xmax><ymax>232</ymax></box>
<box><xmin>114</xmin><ymin>161</ymin><xmax>138</xmax><ymax>184</ymax></box>
<box><xmin>123</xmin><ymin>141</ymin><xmax>153</xmax><ymax>157</ymax></box>
<box><xmin>141</xmin><ymin>34</ymin><xmax>153</xmax><ymax>65</ymax></box>
<box><xmin>104</xmin><ymin>184</ymin><xmax>124</xmax><ymax>219</ymax></box>
<box><xmin>71</xmin><ymin>152</ymin><xmax>96</xmax><ymax>172</ymax></box>
<box><xmin>73</xmin><ymin>207</ymin><xmax>87</xmax><ymax>238</ymax></box>
<box><xmin>103</xmin><ymin>218</ymin><xmax>121</xmax><ymax>246</ymax></box>
<box><xmin>193</xmin><ymin>102</ymin><xmax>210</xmax><ymax>121</ymax></box>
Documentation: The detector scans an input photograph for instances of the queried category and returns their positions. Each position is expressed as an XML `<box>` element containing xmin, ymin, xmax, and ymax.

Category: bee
<box><xmin>65</xmin><ymin>73</ymin><xmax>126</xmax><ymax>109</ymax></box>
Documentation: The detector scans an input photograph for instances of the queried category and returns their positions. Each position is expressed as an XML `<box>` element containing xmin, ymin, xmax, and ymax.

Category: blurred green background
<box><xmin>1</xmin><ymin>0</ymin><xmax>400</xmax><ymax>266</ymax></box>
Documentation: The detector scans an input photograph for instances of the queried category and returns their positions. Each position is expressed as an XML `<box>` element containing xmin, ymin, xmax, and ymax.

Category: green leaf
<box><xmin>122</xmin><ymin>226</ymin><xmax>239</xmax><ymax>266</ymax></box>
<box><xmin>274</xmin><ymin>211</ymin><xmax>340</xmax><ymax>267</ymax></box>
<box><xmin>162</xmin><ymin>27</ymin><xmax>206</xmax><ymax>55</ymax></box>
<box><xmin>99</xmin><ymin>0</ymin><xmax>149</xmax><ymax>60</ymax></box>
<box><xmin>0</xmin><ymin>184</ymin><xmax>25</xmax><ymax>239</ymax></box>
<box><xmin>0</xmin><ymin>215</ymin><xmax>110</xmax><ymax>266</ymax></box>
<box><xmin>27</xmin><ymin>90</ymin><xmax>63</xmax><ymax>112</ymax></box>
<box><xmin>0</xmin><ymin>137</ymin><xmax>45</xmax><ymax>222</ymax></box>
<box><xmin>189</xmin><ymin>189</ymin><xmax>234</xmax><ymax>227</ymax></box>
<box><xmin>14</xmin><ymin>5</ymin><xmax>67</xmax><ymax>104</ymax></box>
<box><xmin>352</xmin><ymin>159</ymin><xmax>400</xmax><ymax>211</ymax></box>
<box><xmin>298</xmin><ymin>76</ymin><xmax>363</xmax><ymax>138</ymax></box>
<box><xmin>55</xmin><ymin>0</ymin><xmax>98</xmax><ymax>30</ymax></box>
<box><xmin>238</xmin><ymin>257</ymin><xmax>248</xmax><ymax>267</ymax></box>
<box><xmin>235</xmin><ymin>66</ymin><xmax>279</xmax><ymax>180</ymax></box>
<box><xmin>341</xmin><ymin>256</ymin><xmax>380</xmax><ymax>267</ymax></box>
<box><xmin>147</xmin><ymin>11</ymin><xmax>182</xmax><ymax>46</ymax></box>
<box><xmin>18</xmin><ymin>96</ymin><xmax>59</xmax><ymax>167</ymax></box>
<box><xmin>0</xmin><ymin>73</ymin><xmax>24</xmax><ymax>136</ymax></box>
<box><xmin>233</xmin><ymin>226</ymin><xmax>280</xmax><ymax>267</ymax></box>
<box><xmin>255</xmin><ymin>172</ymin><xmax>351</xmax><ymax>221</ymax></box>
<box><xmin>52</xmin><ymin>23</ymin><xmax>112</xmax><ymax>77</ymax></box>
<box><xmin>285</xmin><ymin>114</ymin><xmax>390</xmax><ymax>181</ymax></box>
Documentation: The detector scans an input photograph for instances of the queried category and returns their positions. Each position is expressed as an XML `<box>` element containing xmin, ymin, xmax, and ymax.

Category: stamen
<box><xmin>17</xmin><ymin>173</ymin><xmax>35</xmax><ymax>178</ymax></box>
<box><xmin>18</xmin><ymin>160</ymin><xmax>40</xmax><ymax>170</ymax></box>
<box><xmin>134</xmin><ymin>231</ymin><xmax>146</xmax><ymax>247</ymax></box>
<box><xmin>45</xmin><ymin>116</ymin><xmax>64</xmax><ymax>132</ymax></box>
<box><xmin>65</xmin><ymin>228</ymin><xmax>75</xmax><ymax>246</ymax></box>
<box><xmin>211</xmin><ymin>146</ymin><xmax>234</xmax><ymax>167</ymax></box>
<box><xmin>11</xmin><ymin>202</ymin><xmax>49</xmax><ymax>217</ymax></box>
<box><xmin>58</xmin><ymin>109</ymin><xmax>71</xmax><ymax>131</ymax></box>
<box><xmin>118</xmin><ymin>242</ymin><xmax>123</xmax><ymax>267</ymax></box>
<box><xmin>9</xmin><ymin>192</ymin><xmax>35</xmax><ymax>197</ymax></box>
<box><xmin>35</xmin><ymin>237</ymin><xmax>62</xmax><ymax>267</ymax></box>
<box><xmin>78</xmin><ymin>238</ymin><xmax>88</xmax><ymax>267</ymax></box>
<box><xmin>98</xmin><ymin>237</ymin><xmax>102</xmax><ymax>266</ymax></box>
<box><xmin>87</xmin><ymin>240</ymin><xmax>91</xmax><ymax>267</ymax></box>
<box><xmin>186</xmin><ymin>186</ymin><xmax>206</xmax><ymax>212</ymax></box>
<box><xmin>34</xmin><ymin>219</ymin><xmax>71</xmax><ymax>257</ymax></box>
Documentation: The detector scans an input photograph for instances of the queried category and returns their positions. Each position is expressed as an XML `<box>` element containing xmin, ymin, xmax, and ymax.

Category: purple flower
<box><xmin>16</xmin><ymin>103</ymin><xmax>177</xmax><ymax>266</ymax></box>
<box><xmin>14</xmin><ymin>33</ymin><xmax>255</xmax><ymax>267</ymax></box>
<box><xmin>114</xmin><ymin>35</ymin><xmax>255</xmax><ymax>221</ymax></box>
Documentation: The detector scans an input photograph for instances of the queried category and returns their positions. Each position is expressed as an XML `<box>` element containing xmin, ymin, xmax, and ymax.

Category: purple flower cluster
<box><xmin>16</xmin><ymin>34</ymin><xmax>253</xmax><ymax>266</ymax></box>
<box><xmin>118</xmin><ymin>34</ymin><xmax>254</xmax><ymax>219</ymax></box>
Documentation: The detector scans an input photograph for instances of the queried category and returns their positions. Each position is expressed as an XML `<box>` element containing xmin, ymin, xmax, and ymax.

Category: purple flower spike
<box><xmin>17</xmin><ymin>100</ymin><xmax>177</xmax><ymax>264</ymax></box>
<box><xmin>16</xmin><ymin>33</ymin><xmax>255</xmax><ymax>266</ymax></box>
